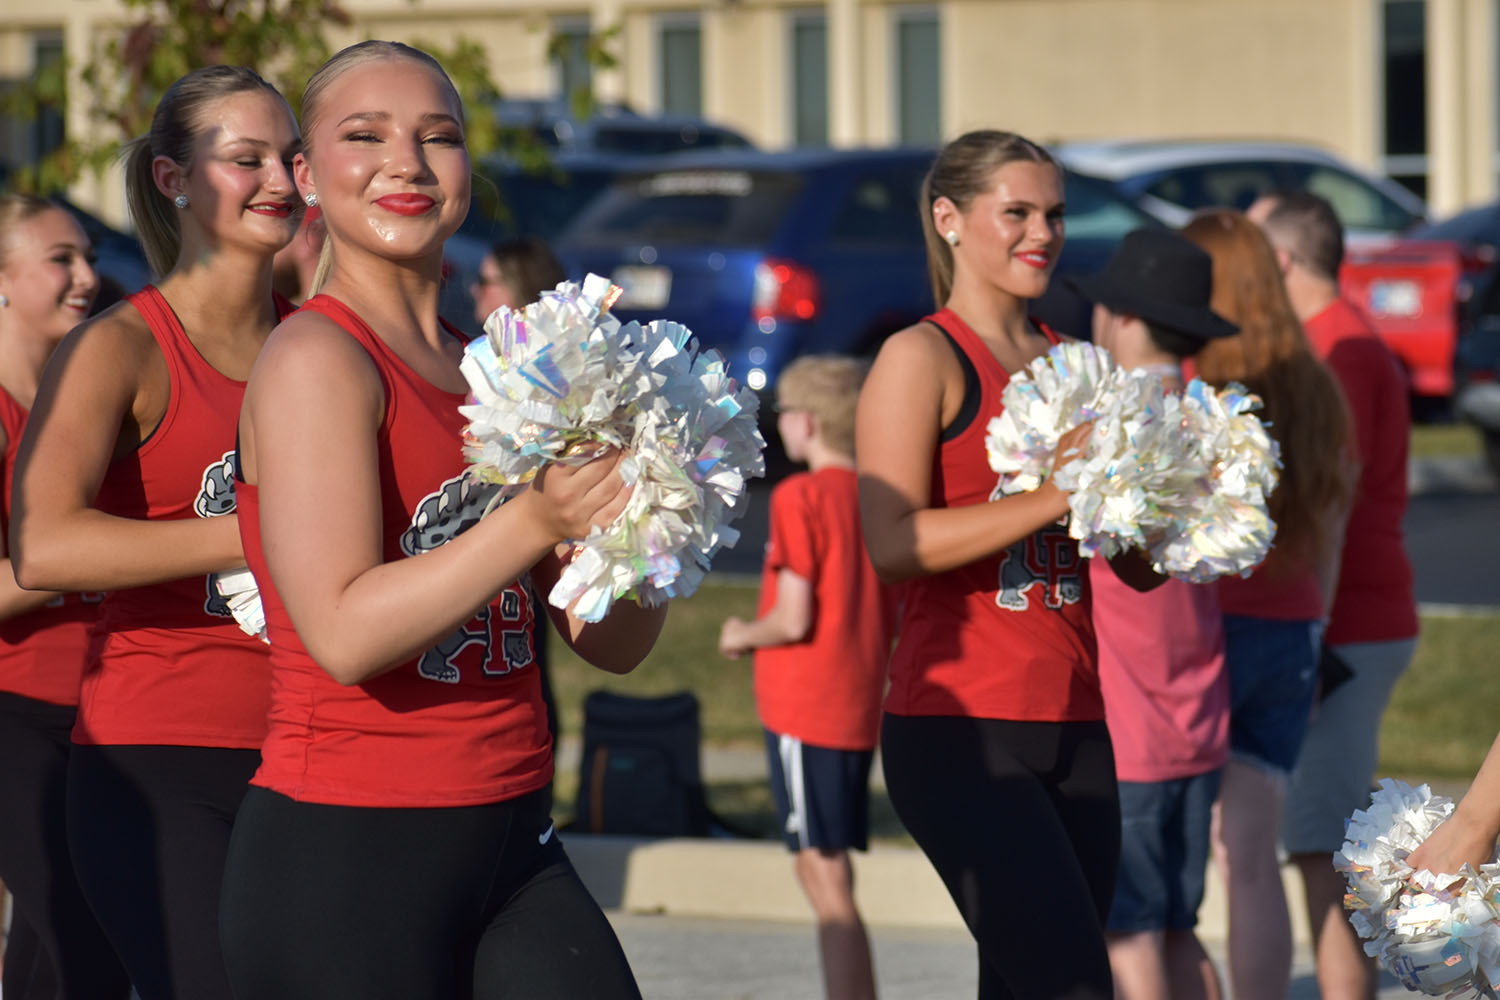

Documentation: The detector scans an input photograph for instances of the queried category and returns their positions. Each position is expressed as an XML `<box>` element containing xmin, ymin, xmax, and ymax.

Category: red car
<box><xmin>1340</xmin><ymin>240</ymin><xmax>1465</xmax><ymax>400</ymax></box>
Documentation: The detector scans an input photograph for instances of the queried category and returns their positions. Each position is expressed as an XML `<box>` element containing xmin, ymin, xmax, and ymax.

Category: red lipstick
<box><xmin>376</xmin><ymin>194</ymin><xmax>436</xmax><ymax>216</ymax></box>
<box><xmin>249</xmin><ymin>202</ymin><xmax>296</xmax><ymax>218</ymax></box>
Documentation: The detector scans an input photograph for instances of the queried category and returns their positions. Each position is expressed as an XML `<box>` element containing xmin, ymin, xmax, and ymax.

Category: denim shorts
<box><xmin>1224</xmin><ymin>615</ymin><xmax>1321</xmax><ymax>775</ymax></box>
<box><xmin>1107</xmin><ymin>770</ymin><xmax>1221</xmax><ymax>933</ymax></box>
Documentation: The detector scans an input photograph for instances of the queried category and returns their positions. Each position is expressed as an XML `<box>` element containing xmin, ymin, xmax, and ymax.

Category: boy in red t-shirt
<box><xmin>719</xmin><ymin>355</ymin><xmax>894</xmax><ymax>1000</ymax></box>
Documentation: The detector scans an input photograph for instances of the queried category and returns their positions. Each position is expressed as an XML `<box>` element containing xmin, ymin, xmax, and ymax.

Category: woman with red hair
<box><xmin>1181</xmin><ymin>209</ymin><xmax>1353</xmax><ymax>1000</ymax></box>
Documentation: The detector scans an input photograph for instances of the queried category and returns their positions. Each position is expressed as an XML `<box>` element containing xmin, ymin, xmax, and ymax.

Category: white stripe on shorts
<box><xmin>778</xmin><ymin>733</ymin><xmax>810</xmax><ymax>851</ymax></box>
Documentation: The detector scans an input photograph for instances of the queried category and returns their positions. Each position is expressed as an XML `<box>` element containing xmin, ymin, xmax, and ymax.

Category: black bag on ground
<box><xmin>573</xmin><ymin>690</ymin><xmax>712</xmax><ymax>837</ymax></box>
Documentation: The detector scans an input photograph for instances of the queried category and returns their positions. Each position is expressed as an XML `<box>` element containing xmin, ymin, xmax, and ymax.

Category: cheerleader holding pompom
<box><xmin>856</xmin><ymin>130</ymin><xmax>1164</xmax><ymax>1000</ymax></box>
<box><xmin>217</xmin><ymin>41</ymin><xmax>662</xmax><ymax>1000</ymax></box>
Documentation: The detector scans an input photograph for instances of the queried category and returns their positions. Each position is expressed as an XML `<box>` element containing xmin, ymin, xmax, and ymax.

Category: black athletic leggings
<box><xmin>882</xmin><ymin>715</ymin><xmax>1121</xmax><ymax>1000</ymax></box>
<box><xmin>67</xmin><ymin>743</ymin><xmax>260</xmax><ymax>1000</ymax></box>
<box><xmin>0</xmin><ymin>693</ymin><xmax>129</xmax><ymax>999</ymax></box>
<box><xmin>220</xmin><ymin>785</ymin><xmax>641</xmax><ymax>1000</ymax></box>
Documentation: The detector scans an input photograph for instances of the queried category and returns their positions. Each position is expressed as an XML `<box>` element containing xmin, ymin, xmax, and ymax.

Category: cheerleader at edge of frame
<box><xmin>8</xmin><ymin>67</ymin><xmax>302</xmax><ymax>1000</ymax></box>
<box><xmin>0</xmin><ymin>193</ymin><xmax>130</xmax><ymax>999</ymax></box>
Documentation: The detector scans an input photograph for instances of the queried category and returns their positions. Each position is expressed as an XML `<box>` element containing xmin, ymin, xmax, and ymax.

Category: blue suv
<box><xmin>554</xmin><ymin>148</ymin><xmax>1159</xmax><ymax>392</ymax></box>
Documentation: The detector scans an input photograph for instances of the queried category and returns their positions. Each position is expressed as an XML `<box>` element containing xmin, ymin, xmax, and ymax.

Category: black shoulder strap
<box><xmin>925</xmin><ymin>315</ymin><xmax>982</xmax><ymax>442</ymax></box>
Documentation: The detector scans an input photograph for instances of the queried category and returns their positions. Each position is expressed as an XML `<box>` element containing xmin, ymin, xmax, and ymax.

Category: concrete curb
<box><xmin>563</xmin><ymin>832</ymin><xmax>1314</xmax><ymax>945</ymax></box>
<box><xmin>1408</xmin><ymin>454</ymin><xmax>1496</xmax><ymax>495</ymax></box>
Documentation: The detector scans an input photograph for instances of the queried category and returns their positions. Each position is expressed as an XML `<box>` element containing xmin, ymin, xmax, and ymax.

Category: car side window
<box><xmin>1063</xmin><ymin>174</ymin><xmax>1158</xmax><ymax>239</ymax></box>
<box><xmin>829</xmin><ymin>169</ymin><xmax>926</xmax><ymax>246</ymax></box>
<box><xmin>1292</xmin><ymin>165</ymin><xmax>1419</xmax><ymax>232</ymax></box>
<box><xmin>1145</xmin><ymin>163</ymin><xmax>1283</xmax><ymax>212</ymax></box>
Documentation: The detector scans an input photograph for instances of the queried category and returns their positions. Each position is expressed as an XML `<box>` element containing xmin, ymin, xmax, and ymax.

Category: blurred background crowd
<box><xmin>0</xmin><ymin>0</ymin><xmax>1497</xmax><ymax>468</ymax></box>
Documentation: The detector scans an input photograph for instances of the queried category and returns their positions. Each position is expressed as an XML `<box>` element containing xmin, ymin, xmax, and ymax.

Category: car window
<box><xmin>1062</xmin><ymin>173</ymin><xmax>1158</xmax><ymax>239</ymax></box>
<box><xmin>1144</xmin><ymin>162</ymin><xmax>1284</xmax><ymax>212</ymax></box>
<box><xmin>1290</xmin><ymin>164</ymin><xmax>1420</xmax><ymax>232</ymax></box>
<box><xmin>828</xmin><ymin>168</ymin><xmax>926</xmax><ymax>246</ymax></box>
<box><xmin>464</xmin><ymin>167</ymin><xmax>618</xmax><ymax>242</ymax></box>
<box><xmin>563</xmin><ymin>169</ymin><xmax>804</xmax><ymax>246</ymax></box>
<box><xmin>591</xmin><ymin>125</ymin><xmax>753</xmax><ymax>155</ymax></box>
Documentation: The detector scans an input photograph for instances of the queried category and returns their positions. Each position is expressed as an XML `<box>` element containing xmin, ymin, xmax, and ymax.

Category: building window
<box><xmin>552</xmin><ymin>17</ymin><xmax>592</xmax><ymax>107</ymax></box>
<box><xmin>659</xmin><ymin>16</ymin><xmax>702</xmax><ymax>116</ymax></box>
<box><xmin>1382</xmin><ymin>0</ymin><xmax>1427</xmax><ymax>199</ymax></box>
<box><xmin>894</xmin><ymin>7</ymin><xmax>940</xmax><ymax>146</ymax></box>
<box><xmin>790</xmin><ymin>12</ymin><xmax>828</xmax><ymax>147</ymax></box>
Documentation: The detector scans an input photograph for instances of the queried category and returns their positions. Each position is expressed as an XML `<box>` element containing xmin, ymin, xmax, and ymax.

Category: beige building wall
<box><xmin>1426</xmin><ymin>0</ymin><xmax>1498</xmax><ymax>213</ymax></box>
<box><xmin>943</xmin><ymin>0</ymin><xmax>1374</xmax><ymax>164</ymax></box>
<box><xmin>2</xmin><ymin>0</ymin><xmax>1496</xmax><ymax>221</ymax></box>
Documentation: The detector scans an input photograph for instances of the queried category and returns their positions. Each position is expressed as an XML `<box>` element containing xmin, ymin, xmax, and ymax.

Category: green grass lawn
<box><xmin>1410</xmin><ymin>423</ymin><xmax>1483</xmax><ymax>459</ymax></box>
<box><xmin>1379</xmin><ymin>609</ymin><xmax>1500</xmax><ymax>785</ymax></box>
<box><xmin>548</xmin><ymin>577</ymin><xmax>761</xmax><ymax>746</ymax></box>
<box><xmin>547</xmin><ymin>578</ymin><xmax>1500</xmax><ymax>828</ymax></box>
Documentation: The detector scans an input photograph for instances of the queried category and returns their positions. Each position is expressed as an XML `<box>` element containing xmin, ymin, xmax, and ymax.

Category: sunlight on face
<box><xmin>954</xmin><ymin>160</ymin><xmax>1065</xmax><ymax>301</ymax></box>
<box><xmin>0</xmin><ymin>208</ymin><xmax>98</xmax><ymax>343</ymax></box>
<box><xmin>180</xmin><ymin>89</ymin><xmax>301</xmax><ymax>257</ymax></box>
<box><xmin>301</xmin><ymin>57</ymin><xmax>470</xmax><ymax>266</ymax></box>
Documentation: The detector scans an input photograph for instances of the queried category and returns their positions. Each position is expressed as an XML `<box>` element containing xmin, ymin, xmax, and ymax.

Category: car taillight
<box><xmin>752</xmin><ymin>259</ymin><xmax>819</xmax><ymax>322</ymax></box>
<box><xmin>1462</xmin><ymin>246</ymin><xmax>1496</xmax><ymax>273</ymax></box>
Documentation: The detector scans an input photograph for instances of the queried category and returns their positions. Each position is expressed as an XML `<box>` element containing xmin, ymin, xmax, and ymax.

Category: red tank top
<box><xmin>0</xmin><ymin>386</ymin><xmax>101</xmax><ymax>706</ymax></box>
<box><xmin>884</xmin><ymin>308</ymin><xmax>1102</xmax><ymax>721</ymax></box>
<box><xmin>73</xmin><ymin>285</ymin><xmax>284</xmax><ymax>747</ymax></box>
<box><xmin>242</xmin><ymin>294</ymin><xmax>552</xmax><ymax>807</ymax></box>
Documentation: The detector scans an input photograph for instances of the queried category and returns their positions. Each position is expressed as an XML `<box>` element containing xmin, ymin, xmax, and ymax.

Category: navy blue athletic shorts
<box><xmin>764</xmin><ymin>728</ymin><xmax>873</xmax><ymax>853</ymax></box>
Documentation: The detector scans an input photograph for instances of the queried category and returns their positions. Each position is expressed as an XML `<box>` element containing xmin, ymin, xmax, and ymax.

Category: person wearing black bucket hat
<box><xmin>1068</xmin><ymin>228</ymin><xmax>1238</xmax><ymax>347</ymax></box>
<box><xmin>1071</xmin><ymin>226</ymin><xmax>1236</xmax><ymax>1000</ymax></box>
<box><xmin>856</xmin><ymin>129</ymin><xmax>1166</xmax><ymax>1000</ymax></box>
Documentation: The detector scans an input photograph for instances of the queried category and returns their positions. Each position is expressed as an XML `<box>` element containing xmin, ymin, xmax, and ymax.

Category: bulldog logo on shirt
<box><xmin>402</xmin><ymin>473</ymin><xmax>534</xmax><ymax>682</ymax></box>
<box><xmin>995</xmin><ymin>525</ymin><xmax>1083</xmax><ymax>612</ymax></box>
<box><xmin>195</xmin><ymin>450</ymin><xmax>238</xmax><ymax>618</ymax></box>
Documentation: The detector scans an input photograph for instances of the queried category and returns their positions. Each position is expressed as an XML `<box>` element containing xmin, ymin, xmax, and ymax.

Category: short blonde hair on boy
<box><xmin>775</xmin><ymin>354</ymin><xmax>869</xmax><ymax>458</ymax></box>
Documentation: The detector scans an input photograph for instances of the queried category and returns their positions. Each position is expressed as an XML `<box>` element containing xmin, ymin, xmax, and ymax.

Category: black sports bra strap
<box><xmin>925</xmin><ymin>316</ymin><xmax>983</xmax><ymax>442</ymax></box>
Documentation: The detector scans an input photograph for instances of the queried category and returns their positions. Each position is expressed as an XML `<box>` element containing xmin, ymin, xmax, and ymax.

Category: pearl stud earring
<box><xmin>944</xmin><ymin>231</ymin><xmax>959</xmax><ymax>247</ymax></box>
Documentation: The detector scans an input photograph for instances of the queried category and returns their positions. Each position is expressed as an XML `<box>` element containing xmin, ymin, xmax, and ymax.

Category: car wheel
<box><xmin>1485</xmin><ymin>428</ymin><xmax>1500</xmax><ymax>483</ymax></box>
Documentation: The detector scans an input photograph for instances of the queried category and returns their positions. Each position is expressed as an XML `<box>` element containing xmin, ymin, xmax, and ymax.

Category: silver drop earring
<box><xmin>173</xmin><ymin>194</ymin><xmax>189</xmax><ymax>209</ymax></box>
<box><xmin>305</xmin><ymin>193</ymin><xmax>319</xmax><ymax>208</ymax></box>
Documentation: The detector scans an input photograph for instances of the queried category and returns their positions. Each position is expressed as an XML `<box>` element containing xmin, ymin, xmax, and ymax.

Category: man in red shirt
<box><xmin>720</xmin><ymin>355</ymin><xmax>894</xmax><ymax>1000</ymax></box>
<box><xmin>1249</xmin><ymin>190</ymin><xmax>1420</xmax><ymax>1000</ymax></box>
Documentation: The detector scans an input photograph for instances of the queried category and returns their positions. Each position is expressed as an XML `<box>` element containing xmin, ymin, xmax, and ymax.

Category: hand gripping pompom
<box><xmin>1336</xmin><ymin>779</ymin><xmax>1500</xmax><ymax>998</ymax></box>
<box><xmin>984</xmin><ymin>341</ymin><xmax>1279</xmax><ymax>581</ymax></box>
<box><xmin>215</xmin><ymin>567</ymin><xmax>268</xmax><ymax>643</ymax></box>
<box><xmin>459</xmin><ymin>274</ymin><xmax>767</xmax><ymax>622</ymax></box>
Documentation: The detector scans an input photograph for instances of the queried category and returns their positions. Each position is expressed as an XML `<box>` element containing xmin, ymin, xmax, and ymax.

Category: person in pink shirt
<box><xmin>1069</xmin><ymin>228</ymin><xmax>1237</xmax><ymax>1000</ymax></box>
<box><xmin>1248</xmin><ymin>190</ymin><xmax>1418</xmax><ymax>1000</ymax></box>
